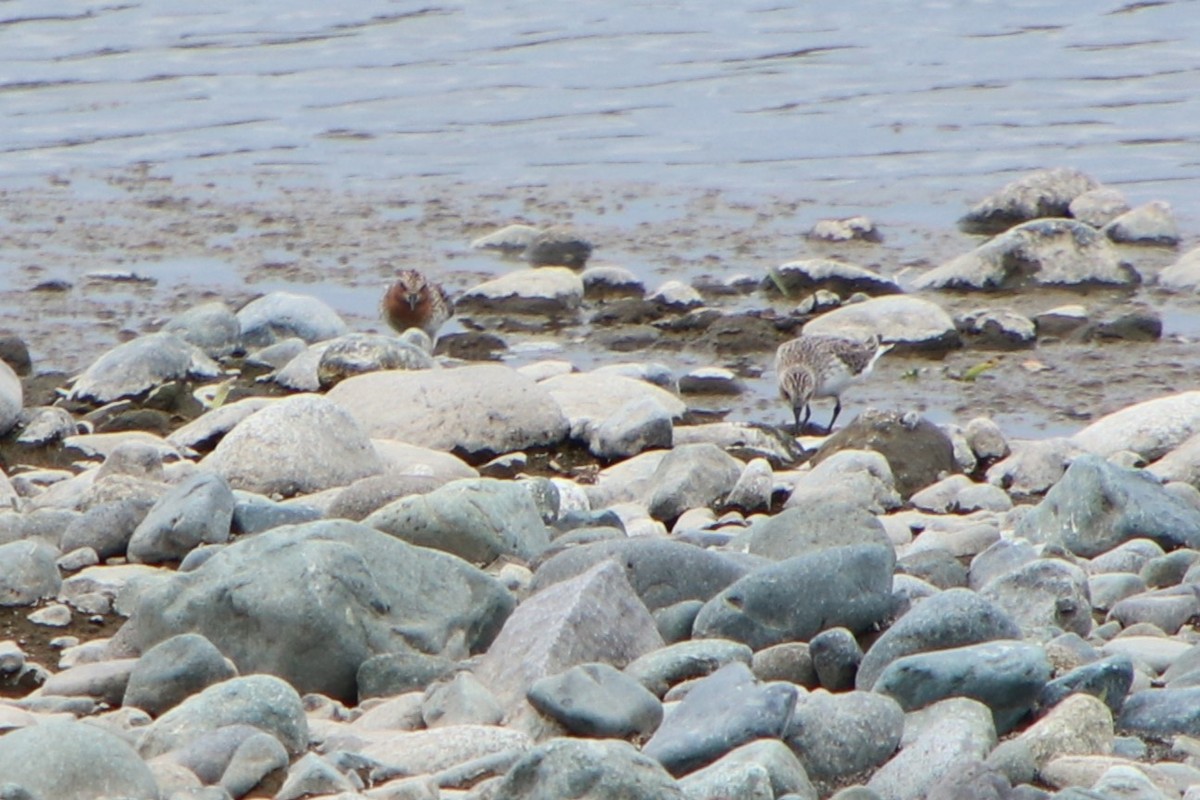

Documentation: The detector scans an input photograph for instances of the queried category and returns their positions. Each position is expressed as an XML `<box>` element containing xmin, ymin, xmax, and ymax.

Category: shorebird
<box><xmin>381</xmin><ymin>269</ymin><xmax>453</xmax><ymax>340</ymax></box>
<box><xmin>775</xmin><ymin>333</ymin><xmax>892</xmax><ymax>434</ymax></box>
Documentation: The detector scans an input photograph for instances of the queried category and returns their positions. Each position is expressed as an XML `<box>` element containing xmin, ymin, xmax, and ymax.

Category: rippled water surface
<box><xmin>3</xmin><ymin>0</ymin><xmax>1200</xmax><ymax>434</ymax></box>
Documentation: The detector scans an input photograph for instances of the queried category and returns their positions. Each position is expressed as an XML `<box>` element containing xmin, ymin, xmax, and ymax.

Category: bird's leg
<box><xmin>825</xmin><ymin>398</ymin><xmax>842</xmax><ymax>434</ymax></box>
<box><xmin>792</xmin><ymin>405</ymin><xmax>803</xmax><ymax>435</ymax></box>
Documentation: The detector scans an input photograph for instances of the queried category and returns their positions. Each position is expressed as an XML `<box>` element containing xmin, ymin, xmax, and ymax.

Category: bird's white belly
<box><xmin>814</xmin><ymin>365</ymin><xmax>854</xmax><ymax>397</ymax></box>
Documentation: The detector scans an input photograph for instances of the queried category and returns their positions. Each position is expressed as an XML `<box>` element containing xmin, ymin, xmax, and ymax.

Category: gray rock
<box><xmin>1069</xmin><ymin>186</ymin><xmax>1131</xmax><ymax>227</ymax></box>
<box><xmin>1088</xmin><ymin>537</ymin><xmax>1165</xmax><ymax>574</ymax></box>
<box><xmin>60</xmin><ymin>498</ymin><xmax>153</xmax><ymax>560</ymax></box>
<box><xmin>812</xmin><ymin>410</ymin><xmax>958</xmax><ymax>499</ymax></box>
<box><xmin>969</xmin><ymin>539</ymin><xmax>1039</xmax><ymax>591</ymax></box>
<box><xmin>956</xmin><ymin>308</ymin><xmax>1037</xmax><ymax>349</ymax></box>
<box><xmin>965</xmin><ymin>417</ymin><xmax>1011</xmax><ymax>462</ymax></box>
<box><xmin>365</xmin><ymin>477</ymin><xmax>549</xmax><ymax>565</ymax></box>
<box><xmin>649</xmin><ymin>279</ymin><xmax>704</xmax><ymax>309</ymax></box>
<box><xmin>476</xmin><ymin>560</ymin><xmax>663</xmax><ymax>719</ymax></box>
<box><xmin>491</xmin><ymin>738</ymin><xmax>683</xmax><ymax>800</ymax></box>
<box><xmin>123</xmin><ymin>632</ymin><xmax>237</xmax><ymax>716</ymax></box>
<box><xmin>625</xmin><ymin>639</ymin><xmax>754</xmax><ymax>698</ymax></box>
<box><xmin>1141</xmin><ymin>548</ymin><xmax>1200</xmax><ymax>587</ymax></box>
<box><xmin>582</xmin><ymin>265</ymin><xmax>645</xmax><ymax>298</ymax></box>
<box><xmin>915</xmin><ymin>218</ymin><xmax>1137</xmax><ymax>291</ymax></box>
<box><xmin>117</xmin><ymin>519</ymin><xmax>513</xmax><ymax>702</ymax></box>
<box><xmin>471</xmin><ymin>223</ymin><xmax>539</xmax><ymax>253</ymax></box>
<box><xmin>1039</xmin><ymin>654</ymin><xmax>1133</xmax><ymax>715</ymax></box>
<box><xmin>899</xmin><ymin>548</ymin><xmax>968</xmax><ymax>589</ymax></box>
<box><xmin>874</xmin><ymin>640</ymin><xmax>1052</xmax><ymax>733</ymax></box>
<box><xmin>680</xmin><ymin>739</ymin><xmax>815</xmax><ymax>800</ymax></box>
<box><xmin>1103</xmin><ymin>200</ymin><xmax>1180</xmax><ymax>246</ymax></box>
<box><xmin>769</xmin><ymin>258</ymin><xmax>899</xmax><ymax>297</ymax></box>
<box><xmin>528</xmin><ymin>662</ymin><xmax>663</xmax><ymax>738</ymax></box>
<box><xmin>810</xmin><ymin>628</ymin><xmax>864</xmax><ymax>691</ymax></box>
<box><xmin>1158</xmin><ymin>245</ymin><xmax>1200</xmax><ymax>292</ymax></box>
<box><xmin>0</xmin><ymin>719</ymin><xmax>159</xmax><ymax>800</ymax></box>
<box><xmin>1118</xmin><ymin>687</ymin><xmax>1200</xmax><ymax>738</ymax></box>
<box><xmin>525</xmin><ymin>227</ymin><xmax>592</xmax><ymax>268</ymax></box>
<box><xmin>220</xmin><ymin>731</ymin><xmax>291</xmax><ymax>797</ymax></box>
<box><xmin>787</xmin><ymin>449</ymin><xmax>902</xmax><ymax>514</ymax></box>
<box><xmin>987</xmin><ymin>437</ymin><xmax>1085</xmax><ymax>497</ymax></box>
<box><xmin>1071</xmin><ymin>391</ymin><xmax>1200</xmax><ymax>462</ymax></box>
<box><xmin>925</xmin><ymin>761</ymin><xmax>1012</xmax><ymax>800</ymax></box>
<box><xmin>655</xmin><ymin>600</ymin><xmax>706</xmax><ymax>644</ymax></box>
<box><xmin>201</xmin><ymin>393</ymin><xmax>382</xmax><ymax>496</ymax></box>
<box><xmin>958</xmin><ymin>167</ymin><xmax>1101</xmax><ymax>233</ymax></box>
<box><xmin>1089</xmin><ymin>572</ymin><xmax>1147</xmax><ymax>613</ymax></box>
<box><xmin>230</xmin><ymin>491</ymin><xmax>321</xmax><ymax>535</ymax></box>
<box><xmin>589</xmin><ymin>396</ymin><xmax>673</xmax><ymax>459</ymax></box>
<box><xmin>270</xmin><ymin>341</ymin><xmax>326</xmax><ymax>391</ymax></box>
<box><xmin>167</xmin><ymin>397</ymin><xmax>276</xmax><ymax>452</ymax></box>
<box><xmin>422</xmin><ymin>671</ymin><xmax>504</xmax><ymax>728</ymax></box>
<box><xmin>643</xmin><ymin>443</ymin><xmax>743</xmax><ymax>521</ymax></box>
<box><xmin>1109</xmin><ymin>585</ymin><xmax>1200</xmax><ymax>634</ymax></box>
<box><xmin>316</xmin><ymin>332</ymin><xmax>435</xmax><ymax>388</ymax></box>
<box><xmin>1015</xmin><ymin>453</ymin><xmax>1200</xmax><ymax>557</ymax></box>
<box><xmin>753</xmin><ymin>642</ymin><xmax>818</xmax><ymax>688</ymax></box>
<box><xmin>356</xmin><ymin>646</ymin><xmax>454</xmax><ymax>700</ymax></box>
<box><xmin>329</xmin><ymin>364</ymin><xmax>569</xmax><ymax>456</ymax></box>
<box><xmin>643</xmin><ymin>661</ymin><xmax>797</xmax><ymax>776</ymax></box>
<box><xmin>980</xmin><ymin>558</ymin><xmax>1092</xmax><ymax>639</ymax></box>
<box><xmin>68</xmin><ymin>332</ymin><xmax>220</xmax><ymax>404</ymax></box>
<box><xmin>327</xmin><ymin>473</ymin><xmax>445</xmax><ymax>521</ymax></box>
<box><xmin>277</xmin><ymin>753</ymin><xmax>358</xmax><ymax>800</ymax></box>
<box><xmin>724</xmin><ymin>458</ymin><xmax>774</xmax><ymax>514</ymax></box>
<box><xmin>159</xmin><ymin>724</ymin><xmax>291</xmax><ymax>794</ymax></box>
<box><xmin>693</xmin><ymin>545</ymin><xmax>895</xmax><ymax>650</ymax></box>
<box><xmin>165</xmin><ymin>301</ymin><xmax>241</xmax><ymax>359</ymax></box>
<box><xmin>867</xmin><ymin>698</ymin><xmax>998</xmax><ymax>800</ymax></box>
<box><xmin>0</xmin><ymin>540</ymin><xmax>61</xmax><ymax>607</ymax></box>
<box><xmin>678</xmin><ymin>366</ymin><xmax>745</xmax><ymax>395</ymax></box>
<box><xmin>786</xmin><ymin>690</ymin><xmax>903</xmax><ymax>785</ymax></box>
<box><xmin>236</xmin><ymin>291</ymin><xmax>348</xmax><ymax>348</ymax></box>
<box><xmin>857</xmin><ymin>587</ymin><xmax>1021</xmax><ymax>691</ymax></box>
<box><xmin>0</xmin><ymin>361</ymin><xmax>23</xmax><ymax>439</ymax></box>
<box><xmin>542</xmin><ymin>371</ymin><xmax>685</xmax><ymax>441</ymax></box>
<box><xmin>741</xmin><ymin>503</ymin><xmax>892</xmax><ymax>561</ymax></box>
<box><xmin>458</xmin><ymin>267</ymin><xmax>584</xmax><ymax>315</ymax></box>
<box><xmin>16</xmin><ymin>405</ymin><xmax>78</xmax><ymax>446</ymax></box>
<box><xmin>138</xmin><ymin>674</ymin><xmax>307</xmax><ymax>758</ymax></box>
<box><xmin>127</xmin><ymin>471</ymin><xmax>235</xmax><ymax>564</ymax></box>
<box><xmin>36</xmin><ymin>657</ymin><xmax>134</xmax><ymax>705</ymax></box>
<box><xmin>802</xmin><ymin>295</ymin><xmax>960</xmax><ymax>353</ymax></box>
<box><xmin>529</xmin><ymin>538</ymin><xmax>752</xmax><ymax>611</ymax></box>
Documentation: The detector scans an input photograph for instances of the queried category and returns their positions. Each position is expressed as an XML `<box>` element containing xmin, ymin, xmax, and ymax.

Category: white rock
<box><xmin>1071</xmin><ymin>391</ymin><xmax>1200</xmax><ymax>462</ymax></box>
<box><xmin>1157</xmin><ymin>246</ymin><xmax>1200</xmax><ymax>292</ymax></box>
<box><xmin>458</xmin><ymin>267</ymin><xmax>584</xmax><ymax>314</ymax></box>
<box><xmin>542</xmin><ymin>371</ymin><xmax>685</xmax><ymax>440</ymax></box>
<box><xmin>802</xmin><ymin>295</ymin><xmax>959</xmax><ymax>351</ymax></box>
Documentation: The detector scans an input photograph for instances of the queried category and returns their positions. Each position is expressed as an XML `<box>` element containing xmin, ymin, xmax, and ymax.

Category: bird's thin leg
<box><xmin>826</xmin><ymin>398</ymin><xmax>842</xmax><ymax>434</ymax></box>
<box><xmin>801</xmin><ymin>404</ymin><xmax>812</xmax><ymax>434</ymax></box>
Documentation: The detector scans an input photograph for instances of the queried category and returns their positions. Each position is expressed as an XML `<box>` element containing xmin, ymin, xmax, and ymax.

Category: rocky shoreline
<box><xmin>4</xmin><ymin>168</ymin><xmax>1200</xmax><ymax>799</ymax></box>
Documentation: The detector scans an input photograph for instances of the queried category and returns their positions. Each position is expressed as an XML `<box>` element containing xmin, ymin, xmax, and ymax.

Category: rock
<box><xmin>807</xmin><ymin>216</ymin><xmax>881</xmax><ymax>243</ymax></box>
<box><xmin>649</xmin><ymin>280</ymin><xmax>704</xmax><ymax>310</ymax></box>
<box><xmin>693</xmin><ymin>544</ymin><xmax>895</xmax><ymax>650</ymax></box>
<box><xmin>0</xmin><ymin>719</ymin><xmax>159</xmax><ymax>800</ymax></box>
<box><xmin>1103</xmin><ymin>201</ymin><xmax>1180</xmax><ymax>246</ymax></box>
<box><xmin>316</xmin><ymin>333</ymin><xmax>435</xmax><ymax>387</ymax></box>
<box><xmin>874</xmin><ymin>640</ymin><xmax>1052</xmax><ymax>733</ymax></box>
<box><xmin>365</xmin><ymin>477</ymin><xmax>550</xmax><ymax>565</ymax></box>
<box><xmin>0</xmin><ymin>539</ymin><xmax>61</xmax><ymax>606</ymax></box>
<box><xmin>117</xmin><ymin>519</ymin><xmax>514</xmax><ymax>702</ymax></box>
<box><xmin>1014</xmin><ymin>453</ymin><xmax>1200</xmax><ymax>558</ymax></box>
<box><xmin>723</xmin><ymin>458</ymin><xmax>774</xmax><ymax>514</ymax></box>
<box><xmin>201</xmin><ymin>394</ymin><xmax>382</xmax><ymax>497</ymax></box>
<box><xmin>802</xmin><ymin>295</ymin><xmax>960</xmax><ymax>353</ymax></box>
<box><xmin>68</xmin><ymin>332</ymin><xmax>219</xmax><ymax>404</ymax></box>
<box><xmin>328</xmin><ymin>364</ymin><xmax>568</xmax><ymax>456</ymax></box>
<box><xmin>458</xmin><ymin>267</ymin><xmax>584</xmax><ymax>315</ymax></box>
<box><xmin>786</xmin><ymin>690</ymin><xmax>904</xmax><ymax>785</ymax></box>
<box><xmin>276</xmin><ymin>752</ymin><xmax>358</xmax><ymax>800</ymax></box>
<box><xmin>625</xmin><ymin>639</ymin><xmax>754</xmax><ymax>698</ymax></box>
<box><xmin>127</xmin><ymin>472</ymin><xmax>235</xmax><ymax>564</ymax></box>
<box><xmin>856</xmin><ymin>588</ymin><xmax>1021</xmax><ymax>691</ymax></box>
<box><xmin>270</xmin><ymin>341</ymin><xmax>326</xmax><ymax>391</ymax></box>
<box><xmin>357</xmin><ymin>646</ymin><xmax>454</xmax><ymax>700</ymax></box>
<box><xmin>164</xmin><ymin>301</ymin><xmax>241</xmax><ymax>359</ymax></box>
<box><xmin>812</xmin><ymin>410</ymin><xmax>958</xmax><ymax>498</ymax></box>
<box><xmin>1035</xmin><ymin>304</ymin><xmax>1091</xmax><ymax>337</ymax></box>
<box><xmin>582</xmin><ymin>265</ymin><xmax>645</xmax><ymax>298</ymax></box>
<box><xmin>678</xmin><ymin>366</ymin><xmax>744</xmax><ymax>395</ymax></box>
<box><xmin>979</xmin><ymin>558</ymin><xmax>1093</xmax><ymax>639</ymax></box>
<box><xmin>0</xmin><ymin>333</ymin><xmax>31</xmax><ymax>377</ymax></box>
<box><xmin>1069</xmin><ymin>187</ymin><xmax>1131</xmax><ymax>228</ymax></box>
<box><xmin>542</xmin><ymin>371</ymin><xmax>685</xmax><ymax>441</ymax></box>
<box><xmin>680</xmin><ymin>739</ymin><xmax>815</xmax><ymax>800</ymax></box>
<box><xmin>471</xmin><ymin>223</ymin><xmax>539</xmax><ymax>253</ymax></box>
<box><xmin>138</xmin><ymin>674</ymin><xmax>307</xmax><ymax>758</ymax></box>
<box><xmin>990</xmin><ymin>693</ymin><xmax>1115</xmax><ymax>783</ymax></box>
<box><xmin>642</xmin><ymin>661</ymin><xmax>797</xmax><ymax>776</ymax></box>
<box><xmin>740</xmin><ymin>503</ymin><xmax>891</xmax><ymax>561</ymax></box>
<box><xmin>910</xmin><ymin>474</ymin><xmax>1012</xmax><ymax>514</ymax></box>
<box><xmin>956</xmin><ymin>308</ymin><xmax>1037</xmax><ymax>349</ymax></box>
<box><xmin>1109</xmin><ymin>586</ymin><xmax>1200</xmax><ymax>634</ymax></box>
<box><xmin>475</xmin><ymin>560</ymin><xmax>663</xmax><ymax>721</ymax></box>
<box><xmin>1071</xmin><ymin>391</ymin><xmax>1200</xmax><ymax>462</ymax></box>
<box><xmin>60</xmin><ymin>498</ymin><xmax>153</xmax><ymax>560</ymax></box>
<box><xmin>769</xmin><ymin>258</ymin><xmax>899</xmax><ymax>298</ymax></box>
<box><xmin>588</xmin><ymin>396</ymin><xmax>674</xmax><ymax>459</ymax></box>
<box><xmin>958</xmin><ymin>167</ymin><xmax>1101</xmax><ymax>234</ymax></box>
<box><xmin>986</xmin><ymin>437</ymin><xmax>1086</xmax><ymax>497</ymax></box>
<box><xmin>867</xmin><ymin>698</ymin><xmax>998</xmax><ymax>800</ymax></box>
<box><xmin>524</xmin><ymin>227</ymin><xmax>593</xmax><ymax>269</ymax></box>
<box><xmin>230</xmin><ymin>491</ymin><xmax>321</xmax><ymax>535</ymax></box>
<box><xmin>643</xmin><ymin>443</ymin><xmax>744</xmax><ymax>521</ymax></box>
<box><xmin>27</xmin><ymin>603</ymin><xmax>71</xmax><ymax>627</ymax></box>
<box><xmin>810</xmin><ymin>628</ymin><xmax>864</xmax><ymax>691</ymax></box>
<box><xmin>965</xmin><ymin>417</ymin><xmax>1011</xmax><ymax>462</ymax></box>
<box><xmin>529</xmin><ymin>538</ymin><xmax>750</xmax><ymax>611</ymax></box>
<box><xmin>916</xmin><ymin>218</ymin><xmax>1137</xmax><ymax>291</ymax></box>
<box><xmin>1118</xmin><ymin>687</ymin><xmax>1200</xmax><ymax>738</ymax></box>
<box><xmin>16</xmin><ymin>404</ymin><xmax>78</xmax><ymax>446</ymax></box>
<box><xmin>0</xmin><ymin>360</ymin><xmax>21</xmax><ymax>438</ymax></box>
<box><xmin>1158</xmin><ymin>246</ymin><xmax>1200</xmax><ymax>292</ymax></box>
<box><xmin>123</xmin><ymin>632</ymin><xmax>237</xmax><ymax>716</ymax></box>
<box><xmin>527</xmin><ymin>662</ymin><xmax>663</xmax><ymax>738</ymax></box>
<box><xmin>236</xmin><ymin>291</ymin><xmax>348</xmax><ymax>348</ymax></box>
<box><xmin>787</xmin><ymin>449</ymin><xmax>902</xmax><ymax>514</ymax></box>
<box><xmin>167</xmin><ymin>397</ymin><xmax>276</xmax><ymax>452</ymax></box>
<box><xmin>1039</xmin><ymin>654</ymin><xmax>1133</xmax><ymax>716</ymax></box>
<box><xmin>490</xmin><ymin>738</ymin><xmax>683</xmax><ymax>800</ymax></box>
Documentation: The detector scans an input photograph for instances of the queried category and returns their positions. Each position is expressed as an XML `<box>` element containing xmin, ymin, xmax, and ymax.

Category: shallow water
<box><xmin>2</xmin><ymin>0</ymin><xmax>1200</xmax><ymax>437</ymax></box>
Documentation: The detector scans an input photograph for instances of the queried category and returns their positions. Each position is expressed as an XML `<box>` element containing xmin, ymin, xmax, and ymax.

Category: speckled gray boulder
<box><xmin>165</xmin><ymin>301</ymin><xmax>241</xmax><ymax>359</ymax></box>
<box><xmin>68</xmin><ymin>331</ymin><xmax>220</xmax><ymax>404</ymax></box>
<box><xmin>643</xmin><ymin>661</ymin><xmax>798</xmax><ymax>776</ymax></box>
<box><xmin>236</xmin><ymin>290</ymin><xmax>348</xmax><ymax>348</ymax></box>
<box><xmin>589</xmin><ymin>395</ymin><xmax>674</xmax><ymax>459</ymax></box>
<box><xmin>0</xmin><ymin>539</ymin><xmax>62</xmax><ymax>607</ymax></box>
<box><xmin>740</xmin><ymin>503</ymin><xmax>892</xmax><ymax>561</ymax></box>
<box><xmin>127</xmin><ymin>471</ymin><xmax>235</xmax><ymax>564</ymax></box>
<box><xmin>643</xmin><ymin>443</ymin><xmax>743</xmax><ymax>521</ymax></box>
<box><xmin>979</xmin><ymin>558</ymin><xmax>1092</xmax><ymax>639</ymax></box>
<box><xmin>1015</xmin><ymin>453</ymin><xmax>1200</xmax><ymax>558</ymax></box>
<box><xmin>693</xmin><ymin>545</ymin><xmax>895</xmax><ymax>650</ymax></box>
<box><xmin>201</xmin><ymin>393</ymin><xmax>383</xmax><ymax>496</ymax></box>
<box><xmin>857</xmin><ymin>588</ymin><xmax>1021</xmax><ymax>691</ymax></box>
<box><xmin>528</xmin><ymin>662</ymin><xmax>663</xmax><ymax>738</ymax></box>
<box><xmin>680</xmin><ymin>739</ymin><xmax>816</xmax><ymax>800</ymax></box>
<box><xmin>0</xmin><ymin>719</ymin><xmax>159</xmax><ymax>800</ymax></box>
<box><xmin>123</xmin><ymin>632</ymin><xmax>237</xmax><ymax>716</ymax></box>
<box><xmin>60</xmin><ymin>498</ymin><xmax>154</xmax><ymax>560</ymax></box>
<box><xmin>1117</xmin><ymin>687</ymin><xmax>1200</xmax><ymax>738</ymax></box>
<box><xmin>958</xmin><ymin>167</ymin><xmax>1101</xmax><ymax>234</ymax></box>
<box><xmin>117</xmin><ymin>519</ymin><xmax>513</xmax><ymax>702</ymax></box>
<box><xmin>786</xmin><ymin>690</ymin><xmax>903</xmax><ymax>786</ymax></box>
<box><xmin>365</xmin><ymin>477</ymin><xmax>550</xmax><ymax>565</ymax></box>
<box><xmin>491</xmin><ymin>738</ymin><xmax>683</xmax><ymax>800</ymax></box>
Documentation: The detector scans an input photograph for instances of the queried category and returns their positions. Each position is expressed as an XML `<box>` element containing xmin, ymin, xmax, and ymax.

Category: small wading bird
<box><xmin>381</xmin><ymin>269</ymin><xmax>453</xmax><ymax>340</ymax></box>
<box><xmin>775</xmin><ymin>332</ymin><xmax>892</xmax><ymax>434</ymax></box>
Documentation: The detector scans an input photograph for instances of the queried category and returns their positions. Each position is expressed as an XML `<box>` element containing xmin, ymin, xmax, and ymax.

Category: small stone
<box><xmin>649</xmin><ymin>280</ymin><xmax>704</xmax><ymax>310</ymax></box>
<box><xmin>1103</xmin><ymin>201</ymin><xmax>1180</xmax><ymax>246</ymax></box>
<box><xmin>808</xmin><ymin>215</ymin><xmax>882</xmax><ymax>243</ymax></box>
<box><xmin>678</xmin><ymin>367</ymin><xmax>745</xmax><ymax>395</ymax></box>
<box><xmin>524</xmin><ymin>227</ymin><xmax>593</xmax><ymax>269</ymax></box>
